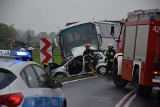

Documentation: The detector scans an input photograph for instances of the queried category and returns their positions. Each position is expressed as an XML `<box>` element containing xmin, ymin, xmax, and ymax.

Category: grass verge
<box><xmin>53</xmin><ymin>73</ymin><xmax>98</xmax><ymax>83</ymax></box>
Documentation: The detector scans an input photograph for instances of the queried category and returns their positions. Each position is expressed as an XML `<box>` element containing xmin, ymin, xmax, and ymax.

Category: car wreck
<box><xmin>51</xmin><ymin>46</ymin><xmax>106</xmax><ymax>77</ymax></box>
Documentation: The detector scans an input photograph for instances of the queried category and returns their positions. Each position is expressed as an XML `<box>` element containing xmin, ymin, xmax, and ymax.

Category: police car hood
<box><xmin>71</xmin><ymin>46</ymin><xmax>96</xmax><ymax>57</ymax></box>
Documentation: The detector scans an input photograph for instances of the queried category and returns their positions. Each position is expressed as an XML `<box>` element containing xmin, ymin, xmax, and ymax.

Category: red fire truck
<box><xmin>112</xmin><ymin>8</ymin><xmax>160</xmax><ymax>95</ymax></box>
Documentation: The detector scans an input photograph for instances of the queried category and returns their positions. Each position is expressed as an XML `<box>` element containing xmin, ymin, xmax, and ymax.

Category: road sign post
<box><xmin>40</xmin><ymin>38</ymin><xmax>53</xmax><ymax>75</ymax></box>
<box><xmin>40</xmin><ymin>38</ymin><xmax>53</xmax><ymax>63</ymax></box>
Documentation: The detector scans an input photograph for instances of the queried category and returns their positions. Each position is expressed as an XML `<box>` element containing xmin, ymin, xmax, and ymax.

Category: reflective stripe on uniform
<box><xmin>107</xmin><ymin>59</ymin><xmax>113</xmax><ymax>62</ymax></box>
<box><xmin>110</xmin><ymin>52</ymin><xmax>114</xmax><ymax>56</ymax></box>
<box><xmin>110</xmin><ymin>59</ymin><xmax>113</xmax><ymax>62</ymax></box>
<box><xmin>85</xmin><ymin>61</ymin><xmax>88</xmax><ymax>63</ymax></box>
<box><xmin>84</xmin><ymin>55</ymin><xmax>88</xmax><ymax>57</ymax></box>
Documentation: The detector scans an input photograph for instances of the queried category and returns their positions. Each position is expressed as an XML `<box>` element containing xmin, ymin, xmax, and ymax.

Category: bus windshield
<box><xmin>60</xmin><ymin>23</ymin><xmax>99</xmax><ymax>59</ymax></box>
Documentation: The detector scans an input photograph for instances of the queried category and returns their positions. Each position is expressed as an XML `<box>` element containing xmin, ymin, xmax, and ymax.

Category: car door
<box><xmin>0</xmin><ymin>69</ymin><xmax>17</xmax><ymax>106</ymax></box>
<box><xmin>32</xmin><ymin>64</ymin><xmax>64</xmax><ymax>107</ymax></box>
<box><xmin>20</xmin><ymin>65</ymin><xmax>44</xmax><ymax>107</ymax></box>
<box><xmin>67</xmin><ymin>55</ymin><xmax>83</xmax><ymax>75</ymax></box>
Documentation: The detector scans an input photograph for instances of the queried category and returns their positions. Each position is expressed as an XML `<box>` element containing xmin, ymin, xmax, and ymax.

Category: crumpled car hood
<box><xmin>71</xmin><ymin>46</ymin><xmax>96</xmax><ymax>57</ymax></box>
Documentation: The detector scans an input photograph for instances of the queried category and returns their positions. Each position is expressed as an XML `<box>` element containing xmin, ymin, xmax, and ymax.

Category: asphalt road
<box><xmin>61</xmin><ymin>76</ymin><xmax>132</xmax><ymax>107</ymax></box>
<box><xmin>129</xmin><ymin>88</ymin><xmax>160</xmax><ymax>107</ymax></box>
<box><xmin>61</xmin><ymin>75</ymin><xmax>160</xmax><ymax>107</ymax></box>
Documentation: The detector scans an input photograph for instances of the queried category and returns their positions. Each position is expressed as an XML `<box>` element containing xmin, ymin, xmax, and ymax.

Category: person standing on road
<box><xmin>106</xmin><ymin>44</ymin><xmax>116</xmax><ymax>75</ymax></box>
<box><xmin>28</xmin><ymin>47</ymin><xmax>34</xmax><ymax>61</ymax></box>
<box><xmin>83</xmin><ymin>43</ymin><xmax>97</xmax><ymax>74</ymax></box>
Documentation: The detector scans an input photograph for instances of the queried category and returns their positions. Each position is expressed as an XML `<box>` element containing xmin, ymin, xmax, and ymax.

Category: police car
<box><xmin>0</xmin><ymin>50</ymin><xmax>67</xmax><ymax>107</ymax></box>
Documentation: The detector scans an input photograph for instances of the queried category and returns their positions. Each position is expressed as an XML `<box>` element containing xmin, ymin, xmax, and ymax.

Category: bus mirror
<box><xmin>111</xmin><ymin>25</ymin><xmax>115</xmax><ymax>36</ymax></box>
<box><xmin>95</xmin><ymin>25</ymin><xmax>100</xmax><ymax>35</ymax></box>
<box><xmin>97</xmin><ymin>34</ymin><xmax>102</xmax><ymax>47</ymax></box>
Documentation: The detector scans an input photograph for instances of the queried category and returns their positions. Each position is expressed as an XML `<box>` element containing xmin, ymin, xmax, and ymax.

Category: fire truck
<box><xmin>112</xmin><ymin>8</ymin><xmax>160</xmax><ymax>95</ymax></box>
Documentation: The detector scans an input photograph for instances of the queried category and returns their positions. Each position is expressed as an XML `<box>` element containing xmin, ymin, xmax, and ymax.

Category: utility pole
<box><xmin>10</xmin><ymin>24</ymin><xmax>14</xmax><ymax>48</ymax></box>
<box><xmin>27</xmin><ymin>28</ymin><xmax>30</xmax><ymax>47</ymax></box>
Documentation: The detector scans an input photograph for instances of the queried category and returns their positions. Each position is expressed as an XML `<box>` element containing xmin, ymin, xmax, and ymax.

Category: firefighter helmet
<box><xmin>85</xmin><ymin>43</ymin><xmax>90</xmax><ymax>47</ymax></box>
<box><xmin>20</xmin><ymin>48</ymin><xmax>25</xmax><ymax>51</ymax></box>
<box><xmin>108</xmin><ymin>44</ymin><xmax>113</xmax><ymax>49</ymax></box>
<box><xmin>28</xmin><ymin>47</ymin><xmax>34</xmax><ymax>50</ymax></box>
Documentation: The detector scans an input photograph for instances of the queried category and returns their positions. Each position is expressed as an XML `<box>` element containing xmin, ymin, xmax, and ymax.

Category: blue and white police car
<box><xmin>0</xmin><ymin>50</ymin><xmax>67</xmax><ymax>107</ymax></box>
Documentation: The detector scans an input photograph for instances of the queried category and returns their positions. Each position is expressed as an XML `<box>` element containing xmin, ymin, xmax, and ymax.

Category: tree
<box><xmin>0</xmin><ymin>23</ymin><xmax>16</xmax><ymax>48</ymax></box>
<box><xmin>14</xmin><ymin>40</ymin><xmax>26</xmax><ymax>48</ymax></box>
<box><xmin>16</xmin><ymin>29</ymin><xmax>27</xmax><ymax>41</ymax></box>
<box><xmin>26</xmin><ymin>30</ymin><xmax>35</xmax><ymax>47</ymax></box>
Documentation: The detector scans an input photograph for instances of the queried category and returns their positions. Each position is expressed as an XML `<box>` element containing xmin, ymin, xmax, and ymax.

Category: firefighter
<box><xmin>28</xmin><ymin>47</ymin><xmax>34</xmax><ymax>61</ymax></box>
<box><xmin>43</xmin><ymin>63</ymin><xmax>48</xmax><ymax>69</ymax></box>
<box><xmin>83</xmin><ymin>43</ymin><xmax>97</xmax><ymax>75</ymax></box>
<box><xmin>106</xmin><ymin>44</ymin><xmax>116</xmax><ymax>75</ymax></box>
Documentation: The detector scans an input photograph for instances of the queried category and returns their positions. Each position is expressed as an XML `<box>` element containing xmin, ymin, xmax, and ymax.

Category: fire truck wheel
<box><xmin>144</xmin><ymin>86</ymin><xmax>153</xmax><ymax>96</ymax></box>
<box><xmin>112</xmin><ymin>64</ymin><xmax>128</xmax><ymax>88</ymax></box>
<box><xmin>133</xmin><ymin>70</ymin><xmax>143</xmax><ymax>95</ymax></box>
<box><xmin>133</xmin><ymin>69</ymin><xmax>152</xmax><ymax>96</ymax></box>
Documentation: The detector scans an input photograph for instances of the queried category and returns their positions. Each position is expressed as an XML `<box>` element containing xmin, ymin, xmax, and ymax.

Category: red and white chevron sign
<box><xmin>40</xmin><ymin>38</ymin><xmax>52</xmax><ymax>64</ymax></box>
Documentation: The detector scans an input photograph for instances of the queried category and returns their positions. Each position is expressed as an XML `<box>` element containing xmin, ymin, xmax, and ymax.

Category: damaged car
<box><xmin>51</xmin><ymin>46</ymin><xmax>106</xmax><ymax>77</ymax></box>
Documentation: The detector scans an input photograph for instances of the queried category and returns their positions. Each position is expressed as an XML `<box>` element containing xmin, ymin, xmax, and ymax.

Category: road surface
<box><xmin>62</xmin><ymin>76</ymin><xmax>131</xmax><ymax>107</ymax></box>
<box><xmin>61</xmin><ymin>76</ymin><xmax>160</xmax><ymax>107</ymax></box>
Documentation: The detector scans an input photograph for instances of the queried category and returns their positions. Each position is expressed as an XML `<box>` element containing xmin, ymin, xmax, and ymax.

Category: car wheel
<box><xmin>62</xmin><ymin>103</ymin><xmax>65</xmax><ymax>107</ymax></box>
<box><xmin>112</xmin><ymin>63</ymin><xmax>128</xmax><ymax>88</ymax></box>
<box><xmin>54</xmin><ymin>73</ymin><xmax>66</xmax><ymax>78</ymax></box>
<box><xmin>62</xmin><ymin>100</ymin><xmax>67</xmax><ymax>107</ymax></box>
<box><xmin>97</xmin><ymin>66</ymin><xmax>106</xmax><ymax>75</ymax></box>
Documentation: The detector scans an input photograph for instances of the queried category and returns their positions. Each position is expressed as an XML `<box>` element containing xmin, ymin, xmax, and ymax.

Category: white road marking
<box><xmin>62</xmin><ymin>76</ymin><xmax>98</xmax><ymax>84</ymax></box>
<box><xmin>115</xmin><ymin>90</ymin><xmax>134</xmax><ymax>107</ymax></box>
<box><xmin>124</xmin><ymin>94</ymin><xmax>136</xmax><ymax>107</ymax></box>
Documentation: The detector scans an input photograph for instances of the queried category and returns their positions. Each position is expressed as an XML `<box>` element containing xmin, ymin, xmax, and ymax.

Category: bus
<box><xmin>57</xmin><ymin>21</ymin><xmax>121</xmax><ymax>60</ymax></box>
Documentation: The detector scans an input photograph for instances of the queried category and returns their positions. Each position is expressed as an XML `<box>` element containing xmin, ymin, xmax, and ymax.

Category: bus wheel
<box><xmin>112</xmin><ymin>64</ymin><xmax>128</xmax><ymax>88</ymax></box>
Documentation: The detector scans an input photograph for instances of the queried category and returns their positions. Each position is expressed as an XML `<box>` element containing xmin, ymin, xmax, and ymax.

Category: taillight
<box><xmin>0</xmin><ymin>92</ymin><xmax>24</xmax><ymax>107</ymax></box>
<box><xmin>153</xmin><ymin>71</ymin><xmax>160</xmax><ymax>75</ymax></box>
<box><xmin>0</xmin><ymin>94</ymin><xmax>10</xmax><ymax>104</ymax></box>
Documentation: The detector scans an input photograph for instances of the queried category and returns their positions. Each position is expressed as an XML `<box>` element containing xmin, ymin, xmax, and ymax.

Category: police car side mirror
<box><xmin>52</xmin><ymin>80</ymin><xmax>63</xmax><ymax>88</ymax></box>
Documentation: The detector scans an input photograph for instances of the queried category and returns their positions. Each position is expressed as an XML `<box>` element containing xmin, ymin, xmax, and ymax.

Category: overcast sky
<box><xmin>0</xmin><ymin>0</ymin><xmax>159</xmax><ymax>34</ymax></box>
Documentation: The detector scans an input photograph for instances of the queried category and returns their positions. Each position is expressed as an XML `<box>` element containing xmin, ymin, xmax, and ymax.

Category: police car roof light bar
<box><xmin>0</xmin><ymin>50</ymin><xmax>31</xmax><ymax>58</ymax></box>
<box><xmin>16</xmin><ymin>51</ymin><xmax>30</xmax><ymax>57</ymax></box>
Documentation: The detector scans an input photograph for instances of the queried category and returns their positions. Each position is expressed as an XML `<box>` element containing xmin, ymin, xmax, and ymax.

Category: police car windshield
<box><xmin>0</xmin><ymin>68</ymin><xmax>16</xmax><ymax>89</ymax></box>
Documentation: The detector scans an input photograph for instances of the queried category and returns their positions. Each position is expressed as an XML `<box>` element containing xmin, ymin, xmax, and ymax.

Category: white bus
<box><xmin>58</xmin><ymin>21</ymin><xmax>121</xmax><ymax>60</ymax></box>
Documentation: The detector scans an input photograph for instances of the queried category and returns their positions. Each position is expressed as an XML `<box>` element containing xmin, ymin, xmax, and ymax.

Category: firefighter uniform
<box><xmin>43</xmin><ymin>63</ymin><xmax>48</xmax><ymax>69</ymax></box>
<box><xmin>106</xmin><ymin>45</ymin><xmax>116</xmax><ymax>75</ymax></box>
<box><xmin>83</xmin><ymin>44</ymin><xmax>97</xmax><ymax>74</ymax></box>
<box><xmin>28</xmin><ymin>47</ymin><xmax>34</xmax><ymax>61</ymax></box>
